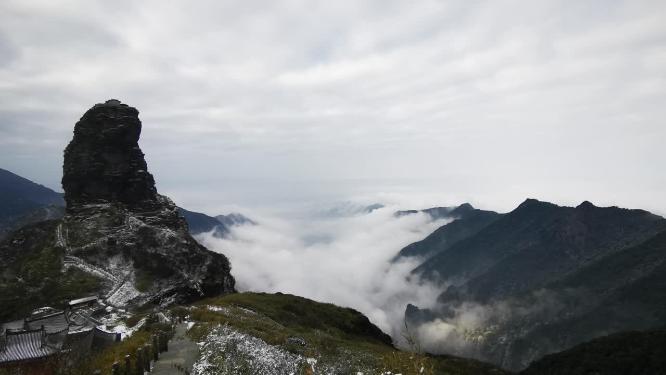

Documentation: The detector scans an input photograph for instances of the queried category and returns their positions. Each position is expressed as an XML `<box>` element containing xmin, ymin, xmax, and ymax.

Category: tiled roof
<box><xmin>0</xmin><ymin>328</ymin><xmax>62</xmax><ymax>363</ymax></box>
<box><xmin>25</xmin><ymin>311</ymin><xmax>69</xmax><ymax>333</ymax></box>
<box><xmin>0</xmin><ymin>320</ymin><xmax>25</xmax><ymax>332</ymax></box>
<box><xmin>1</xmin><ymin>301</ymin><xmax>108</xmax><ymax>364</ymax></box>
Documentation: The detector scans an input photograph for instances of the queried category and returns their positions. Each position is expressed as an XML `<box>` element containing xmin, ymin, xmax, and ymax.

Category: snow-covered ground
<box><xmin>192</xmin><ymin>325</ymin><xmax>307</xmax><ymax>375</ymax></box>
<box><xmin>109</xmin><ymin>317</ymin><xmax>147</xmax><ymax>340</ymax></box>
<box><xmin>191</xmin><ymin>323</ymin><xmax>379</xmax><ymax>375</ymax></box>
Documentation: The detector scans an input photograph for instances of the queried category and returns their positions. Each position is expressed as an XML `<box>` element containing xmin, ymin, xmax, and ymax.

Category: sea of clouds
<box><xmin>197</xmin><ymin>202</ymin><xmax>448</xmax><ymax>342</ymax></box>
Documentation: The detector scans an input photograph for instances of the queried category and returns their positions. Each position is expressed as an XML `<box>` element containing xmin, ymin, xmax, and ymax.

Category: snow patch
<box><xmin>192</xmin><ymin>325</ymin><xmax>305</xmax><ymax>375</ymax></box>
<box><xmin>105</xmin><ymin>279</ymin><xmax>141</xmax><ymax>307</ymax></box>
<box><xmin>205</xmin><ymin>305</ymin><xmax>232</xmax><ymax>314</ymax></box>
<box><xmin>113</xmin><ymin>317</ymin><xmax>147</xmax><ymax>340</ymax></box>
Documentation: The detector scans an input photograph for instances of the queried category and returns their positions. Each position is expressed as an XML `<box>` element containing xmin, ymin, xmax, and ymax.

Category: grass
<box><xmin>134</xmin><ymin>268</ymin><xmax>153</xmax><ymax>292</ymax></box>
<box><xmin>87</xmin><ymin>330</ymin><xmax>152</xmax><ymax>375</ymax></box>
<box><xmin>184</xmin><ymin>292</ymin><xmax>398</xmax><ymax>372</ymax></box>
<box><xmin>73</xmin><ymin>316</ymin><xmax>173</xmax><ymax>375</ymax></box>
<box><xmin>380</xmin><ymin>351</ymin><xmax>435</xmax><ymax>375</ymax></box>
<box><xmin>179</xmin><ymin>292</ymin><xmax>509</xmax><ymax>375</ymax></box>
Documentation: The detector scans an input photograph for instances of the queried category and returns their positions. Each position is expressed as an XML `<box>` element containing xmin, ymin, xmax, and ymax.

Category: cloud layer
<box><xmin>1</xmin><ymin>0</ymin><xmax>665</xmax><ymax>214</ymax></box>
<box><xmin>197</xmin><ymin>205</ymin><xmax>445</xmax><ymax>339</ymax></box>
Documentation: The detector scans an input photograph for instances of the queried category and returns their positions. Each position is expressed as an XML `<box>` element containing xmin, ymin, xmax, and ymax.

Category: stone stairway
<box><xmin>151</xmin><ymin>323</ymin><xmax>199</xmax><ymax>375</ymax></box>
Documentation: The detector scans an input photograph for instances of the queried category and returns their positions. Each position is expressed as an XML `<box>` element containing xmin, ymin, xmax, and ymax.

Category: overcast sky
<box><xmin>1</xmin><ymin>0</ymin><xmax>665</xmax><ymax>215</ymax></box>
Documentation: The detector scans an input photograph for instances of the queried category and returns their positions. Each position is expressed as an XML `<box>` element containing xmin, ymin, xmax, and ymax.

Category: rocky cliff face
<box><xmin>1</xmin><ymin>100</ymin><xmax>235</xmax><ymax>316</ymax></box>
<box><xmin>62</xmin><ymin>99</ymin><xmax>157</xmax><ymax>210</ymax></box>
<box><xmin>58</xmin><ymin>99</ymin><xmax>235</xmax><ymax>307</ymax></box>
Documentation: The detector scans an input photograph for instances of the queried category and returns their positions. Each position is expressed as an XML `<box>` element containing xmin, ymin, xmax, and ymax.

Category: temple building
<box><xmin>0</xmin><ymin>297</ymin><xmax>121</xmax><ymax>373</ymax></box>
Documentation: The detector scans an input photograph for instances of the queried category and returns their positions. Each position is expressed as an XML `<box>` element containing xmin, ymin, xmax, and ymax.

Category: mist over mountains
<box><xmin>196</xmin><ymin>203</ymin><xmax>447</xmax><ymax>339</ymax></box>
<box><xmin>179</xmin><ymin>194</ymin><xmax>666</xmax><ymax>371</ymax></box>
<box><xmin>178</xmin><ymin>196</ymin><xmax>666</xmax><ymax>371</ymax></box>
<box><xmin>400</xmin><ymin>199</ymin><xmax>666</xmax><ymax>370</ymax></box>
<box><xmin>4</xmin><ymin>157</ymin><xmax>666</xmax><ymax>372</ymax></box>
<box><xmin>2</xmin><ymin>0</ymin><xmax>665</xmax><ymax>372</ymax></box>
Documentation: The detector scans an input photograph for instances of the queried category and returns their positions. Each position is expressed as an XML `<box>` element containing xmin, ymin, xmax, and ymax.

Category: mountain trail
<box><xmin>151</xmin><ymin>323</ymin><xmax>199</xmax><ymax>375</ymax></box>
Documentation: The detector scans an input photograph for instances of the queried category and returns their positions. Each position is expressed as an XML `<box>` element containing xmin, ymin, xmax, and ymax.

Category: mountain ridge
<box><xmin>415</xmin><ymin>198</ymin><xmax>666</xmax><ymax>300</ymax></box>
<box><xmin>0</xmin><ymin>168</ymin><xmax>64</xmax><ymax>239</ymax></box>
<box><xmin>402</xmin><ymin>198</ymin><xmax>666</xmax><ymax>370</ymax></box>
<box><xmin>521</xmin><ymin>329</ymin><xmax>666</xmax><ymax>375</ymax></box>
<box><xmin>394</xmin><ymin>203</ymin><xmax>502</xmax><ymax>261</ymax></box>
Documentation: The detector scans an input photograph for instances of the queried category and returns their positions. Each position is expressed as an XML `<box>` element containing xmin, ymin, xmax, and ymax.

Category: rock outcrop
<box><xmin>62</xmin><ymin>99</ymin><xmax>157</xmax><ymax>210</ymax></box>
<box><xmin>57</xmin><ymin>100</ymin><xmax>235</xmax><ymax>307</ymax></box>
<box><xmin>1</xmin><ymin>100</ymin><xmax>235</xmax><ymax>315</ymax></box>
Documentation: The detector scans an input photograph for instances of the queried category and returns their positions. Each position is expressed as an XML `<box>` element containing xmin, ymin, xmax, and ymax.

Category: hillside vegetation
<box><xmin>521</xmin><ymin>329</ymin><xmax>666</xmax><ymax>375</ymax></box>
<box><xmin>0</xmin><ymin>220</ymin><xmax>100</xmax><ymax>321</ymax></box>
<box><xmin>179</xmin><ymin>292</ymin><xmax>509</xmax><ymax>375</ymax></box>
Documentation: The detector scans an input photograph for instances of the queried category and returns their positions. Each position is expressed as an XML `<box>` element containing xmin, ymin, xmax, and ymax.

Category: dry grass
<box><xmin>380</xmin><ymin>351</ymin><xmax>435</xmax><ymax>375</ymax></box>
<box><xmin>87</xmin><ymin>330</ymin><xmax>152</xmax><ymax>374</ymax></box>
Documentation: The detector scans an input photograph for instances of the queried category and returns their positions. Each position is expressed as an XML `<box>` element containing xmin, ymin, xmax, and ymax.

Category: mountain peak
<box><xmin>62</xmin><ymin>100</ymin><xmax>157</xmax><ymax>210</ymax></box>
<box><xmin>452</xmin><ymin>202</ymin><xmax>475</xmax><ymax>214</ymax></box>
<box><xmin>520</xmin><ymin>198</ymin><xmax>542</xmax><ymax>205</ymax></box>
<box><xmin>518</xmin><ymin>198</ymin><xmax>553</xmax><ymax>206</ymax></box>
<box><xmin>512</xmin><ymin>198</ymin><xmax>559</xmax><ymax>215</ymax></box>
<box><xmin>55</xmin><ymin>100</ymin><xmax>235</xmax><ymax>306</ymax></box>
<box><xmin>102</xmin><ymin>98</ymin><xmax>122</xmax><ymax>106</ymax></box>
<box><xmin>577</xmin><ymin>200</ymin><xmax>597</xmax><ymax>209</ymax></box>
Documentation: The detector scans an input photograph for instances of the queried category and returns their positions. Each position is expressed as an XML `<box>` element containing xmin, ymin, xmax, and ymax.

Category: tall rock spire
<box><xmin>56</xmin><ymin>99</ymin><xmax>235</xmax><ymax>306</ymax></box>
<box><xmin>62</xmin><ymin>99</ymin><xmax>157</xmax><ymax>210</ymax></box>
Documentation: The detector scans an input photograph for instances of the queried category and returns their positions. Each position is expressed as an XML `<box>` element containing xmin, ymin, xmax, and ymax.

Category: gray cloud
<box><xmin>0</xmin><ymin>0</ymin><xmax>665</xmax><ymax>214</ymax></box>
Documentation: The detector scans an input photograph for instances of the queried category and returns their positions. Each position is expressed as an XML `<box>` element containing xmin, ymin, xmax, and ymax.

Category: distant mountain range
<box><xmin>178</xmin><ymin>208</ymin><xmax>255</xmax><ymax>238</ymax></box>
<box><xmin>0</xmin><ymin>167</ymin><xmax>252</xmax><ymax>241</ymax></box>
<box><xmin>395</xmin><ymin>205</ymin><xmax>464</xmax><ymax>220</ymax></box>
<box><xmin>315</xmin><ymin>202</ymin><xmax>385</xmax><ymax>218</ymax></box>
<box><xmin>394</xmin><ymin>203</ymin><xmax>501</xmax><ymax>260</ymax></box>
<box><xmin>399</xmin><ymin>199</ymin><xmax>666</xmax><ymax>370</ymax></box>
<box><xmin>0</xmin><ymin>168</ymin><xmax>64</xmax><ymax>239</ymax></box>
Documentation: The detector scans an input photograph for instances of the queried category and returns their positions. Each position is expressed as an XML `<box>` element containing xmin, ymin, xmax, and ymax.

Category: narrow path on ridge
<box><xmin>152</xmin><ymin>323</ymin><xmax>199</xmax><ymax>375</ymax></box>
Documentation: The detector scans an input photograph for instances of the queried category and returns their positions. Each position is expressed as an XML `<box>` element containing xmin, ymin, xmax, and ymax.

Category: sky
<box><xmin>1</xmin><ymin>0</ymin><xmax>665</xmax><ymax>216</ymax></box>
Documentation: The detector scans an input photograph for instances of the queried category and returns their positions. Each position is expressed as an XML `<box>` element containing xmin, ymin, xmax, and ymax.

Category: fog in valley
<box><xmin>197</xmin><ymin>202</ymin><xmax>447</xmax><ymax>342</ymax></box>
